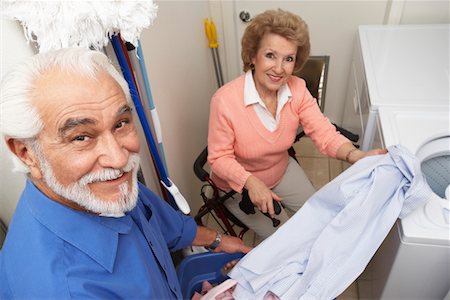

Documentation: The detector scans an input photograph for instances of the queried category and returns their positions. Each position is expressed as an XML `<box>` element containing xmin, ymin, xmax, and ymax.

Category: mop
<box><xmin>204</xmin><ymin>17</ymin><xmax>224</xmax><ymax>87</ymax></box>
<box><xmin>1</xmin><ymin>0</ymin><xmax>190</xmax><ymax>214</ymax></box>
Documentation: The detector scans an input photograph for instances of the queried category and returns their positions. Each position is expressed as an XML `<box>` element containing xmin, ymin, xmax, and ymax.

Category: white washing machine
<box><xmin>358</xmin><ymin>106</ymin><xmax>450</xmax><ymax>300</ymax></box>
<box><xmin>345</xmin><ymin>24</ymin><xmax>449</xmax><ymax>151</ymax></box>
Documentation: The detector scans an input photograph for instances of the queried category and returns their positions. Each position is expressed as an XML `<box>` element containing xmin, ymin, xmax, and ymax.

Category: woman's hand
<box><xmin>349</xmin><ymin>148</ymin><xmax>388</xmax><ymax>164</ymax></box>
<box><xmin>244</xmin><ymin>175</ymin><xmax>282</xmax><ymax>218</ymax></box>
<box><xmin>337</xmin><ymin>143</ymin><xmax>388</xmax><ymax>164</ymax></box>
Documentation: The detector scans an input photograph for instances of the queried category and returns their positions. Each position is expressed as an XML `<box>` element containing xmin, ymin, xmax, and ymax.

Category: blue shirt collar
<box><xmin>23</xmin><ymin>179</ymin><xmax>133</xmax><ymax>272</ymax></box>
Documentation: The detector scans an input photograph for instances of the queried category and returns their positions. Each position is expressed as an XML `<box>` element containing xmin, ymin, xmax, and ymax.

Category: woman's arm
<box><xmin>293</xmin><ymin>80</ymin><xmax>349</xmax><ymax>157</ymax></box>
<box><xmin>207</xmin><ymin>93</ymin><xmax>251</xmax><ymax>192</ymax></box>
<box><xmin>336</xmin><ymin>142</ymin><xmax>388</xmax><ymax>164</ymax></box>
<box><xmin>291</xmin><ymin>79</ymin><xmax>387</xmax><ymax>163</ymax></box>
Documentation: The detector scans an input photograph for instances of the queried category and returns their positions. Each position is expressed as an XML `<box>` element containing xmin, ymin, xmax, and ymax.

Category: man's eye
<box><xmin>72</xmin><ymin>135</ymin><xmax>89</xmax><ymax>142</ymax></box>
<box><xmin>115</xmin><ymin>120</ymin><xmax>129</xmax><ymax>129</ymax></box>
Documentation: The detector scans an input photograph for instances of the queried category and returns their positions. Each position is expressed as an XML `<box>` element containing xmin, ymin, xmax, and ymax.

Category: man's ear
<box><xmin>6</xmin><ymin>138</ymin><xmax>43</xmax><ymax>179</ymax></box>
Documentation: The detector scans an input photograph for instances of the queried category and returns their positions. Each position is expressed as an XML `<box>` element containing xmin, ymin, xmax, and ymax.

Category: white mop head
<box><xmin>1</xmin><ymin>0</ymin><xmax>158</xmax><ymax>52</ymax></box>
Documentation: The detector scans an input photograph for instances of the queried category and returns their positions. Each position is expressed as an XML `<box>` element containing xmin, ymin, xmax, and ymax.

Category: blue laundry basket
<box><xmin>177</xmin><ymin>252</ymin><xmax>245</xmax><ymax>299</ymax></box>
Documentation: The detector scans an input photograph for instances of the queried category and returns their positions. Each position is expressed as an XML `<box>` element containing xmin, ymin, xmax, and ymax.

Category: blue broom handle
<box><xmin>112</xmin><ymin>35</ymin><xmax>191</xmax><ymax>214</ymax></box>
<box><xmin>110</xmin><ymin>35</ymin><xmax>175</xmax><ymax>203</ymax></box>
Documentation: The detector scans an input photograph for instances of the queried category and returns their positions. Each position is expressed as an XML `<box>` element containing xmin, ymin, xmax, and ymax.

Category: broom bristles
<box><xmin>1</xmin><ymin>1</ymin><xmax>158</xmax><ymax>53</ymax></box>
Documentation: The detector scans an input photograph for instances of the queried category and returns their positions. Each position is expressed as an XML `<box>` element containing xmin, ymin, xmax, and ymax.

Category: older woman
<box><xmin>207</xmin><ymin>9</ymin><xmax>386</xmax><ymax>239</ymax></box>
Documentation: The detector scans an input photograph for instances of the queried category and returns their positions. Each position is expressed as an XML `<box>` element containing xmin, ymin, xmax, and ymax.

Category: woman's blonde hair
<box><xmin>241</xmin><ymin>9</ymin><xmax>310</xmax><ymax>72</ymax></box>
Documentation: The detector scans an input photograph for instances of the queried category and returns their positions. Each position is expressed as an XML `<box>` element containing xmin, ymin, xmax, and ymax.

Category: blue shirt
<box><xmin>0</xmin><ymin>180</ymin><xmax>197</xmax><ymax>299</ymax></box>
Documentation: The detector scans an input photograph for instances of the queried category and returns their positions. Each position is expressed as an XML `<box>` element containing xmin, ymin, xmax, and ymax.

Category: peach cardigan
<box><xmin>207</xmin><ymin>75</ymin><xmax>349</xmax><ymax>192</ymax></box>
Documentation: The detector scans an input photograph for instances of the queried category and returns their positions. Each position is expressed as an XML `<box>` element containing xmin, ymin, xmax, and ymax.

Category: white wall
<box><xmin>399</xmin><ymin>0</ymin><xmax>449</xmax><ymax>24</ymax></box>
<box><xmin>0</xmin><ymin>19</ymin><xmax>35</xmax><ymax>226</ymax></box>
<box><xmin>137</xmin><ymin>1</ymin><xmax>217</xmax><ymax>215</ymax></box>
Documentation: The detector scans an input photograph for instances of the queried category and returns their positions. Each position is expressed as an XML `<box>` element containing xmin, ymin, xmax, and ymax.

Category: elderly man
<box><xmin>0</xmin><ymin>48</ymin><xmax>251</xmax><ymax>299</ymax></box>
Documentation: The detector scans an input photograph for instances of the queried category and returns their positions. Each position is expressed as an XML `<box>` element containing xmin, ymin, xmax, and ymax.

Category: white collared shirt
<box><xmin>244</xmin><ymin>71</ymin><xmax>292</xmax><ymax>132</ymax></box>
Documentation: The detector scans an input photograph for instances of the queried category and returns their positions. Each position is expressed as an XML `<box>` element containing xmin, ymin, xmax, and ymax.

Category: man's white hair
<box><xmin>0</xmin><ymin>48</ymin><xmax>131</xmax><ymax>173</ymax></box>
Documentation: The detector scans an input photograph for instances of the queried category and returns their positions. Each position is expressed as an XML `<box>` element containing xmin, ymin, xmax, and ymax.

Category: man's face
<box><xmin>30</xmin><ymin>69</ymin><xmax>141</xmax><ymax>215</ymax></box>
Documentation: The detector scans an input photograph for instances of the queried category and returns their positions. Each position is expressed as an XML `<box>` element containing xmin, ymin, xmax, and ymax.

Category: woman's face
<box><xmin>251</xmin><ymin>32</ymin><xmax>297</xmax><ymax>97</ymax></box>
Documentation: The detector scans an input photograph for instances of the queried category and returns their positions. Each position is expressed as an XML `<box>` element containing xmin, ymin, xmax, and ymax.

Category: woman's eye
<box><xmin>286</xmin><ymin>56</ymin><xmax>295</xmax><ymax>62</ymax></box>
<box><xmin>265</xmin><ymin>53</ymin><xmax>274</xmax><ymax>59</ymax></box>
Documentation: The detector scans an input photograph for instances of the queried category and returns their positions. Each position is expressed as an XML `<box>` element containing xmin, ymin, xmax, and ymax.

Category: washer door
<box><xmin>416</xmin><ymin>135</ymin><xmax>450</xmax><ymax>227</ymax></box>
<box><xmin>417</xmin><ymin>135</ymin><xmax>450</xmax><ymax>198</ymax></box>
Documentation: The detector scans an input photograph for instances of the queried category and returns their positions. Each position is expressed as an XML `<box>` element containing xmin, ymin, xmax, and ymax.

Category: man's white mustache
<box><xmin>78</xmin><ymin>154</ymin><xmax>140</xmax><ymax>185</ymax></box>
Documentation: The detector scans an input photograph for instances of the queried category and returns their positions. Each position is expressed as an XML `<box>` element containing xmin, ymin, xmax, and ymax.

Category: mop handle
<box><xmin>128</xmin><ymin>41</ymin><xmax>169</xmax><ymax>173</ymax></box>
<box><xmin>111</xmin><ymin>35</ymin><xmax>190</xmax><ymax>214</ymax></box>
<box><xmin>204</xmin><ymin>18</ymin><xmax>218</xmax><ymax>49</ymax></box>
<box><xmin>136</xmin><ymin>41</ymin><xmax>169</xmax><ymax>169</ymax></box>
<box><xmin>111</xmin><ymin>36</ymin><xmax>167</xmax><ymax>183</ymax></box>
<box><xmin>204</xmin><ymin>17</ymin><xmax>224</xmax><ymax>87</ymax></box>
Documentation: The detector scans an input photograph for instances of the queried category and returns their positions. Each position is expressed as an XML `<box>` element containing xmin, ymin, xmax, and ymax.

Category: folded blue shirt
<box><xmin>230</xmin><ymin>145</ymin><xmax>439</xmax><ymax>300</ymax></box>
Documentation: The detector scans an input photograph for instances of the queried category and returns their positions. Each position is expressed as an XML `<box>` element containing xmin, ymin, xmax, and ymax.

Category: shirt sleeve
<box><xmin>207</xmin><ymin>92</ymin><xmax>251</xmax><ymax>192</ymax></box>
<box><xmin>293</xmin><ymin>79</ymin><xmax>350</xmax><ymax>157</ymax></box>
<box><xmin>138</xmin><ymin>184</ymin><xmax>197</xmax><ymax>251</ymax></box>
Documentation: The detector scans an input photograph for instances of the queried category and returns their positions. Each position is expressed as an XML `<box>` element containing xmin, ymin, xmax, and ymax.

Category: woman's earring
<box><xmin>250</xmin><ymin>63</ymin><xmax>255</xmax><ymax>70</ymax></box>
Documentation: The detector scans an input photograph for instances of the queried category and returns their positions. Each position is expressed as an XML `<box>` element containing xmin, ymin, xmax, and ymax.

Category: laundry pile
<box><xmin>198</xmin><ymin>145</ymin><xmax>438</xmax><ymax>300</ymax></box>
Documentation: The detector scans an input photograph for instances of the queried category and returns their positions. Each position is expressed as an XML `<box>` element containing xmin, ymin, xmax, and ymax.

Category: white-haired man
<box><xmin>0</xmin><ymin>48</ymin><xmax>251</xmax><ymax>299</ymax></box>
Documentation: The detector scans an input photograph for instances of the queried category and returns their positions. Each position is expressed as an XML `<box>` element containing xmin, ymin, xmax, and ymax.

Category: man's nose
<box><xmin>97</xmin><ymin>134</ymin><xmax>128</xmax><ymax>169</ymax></box>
